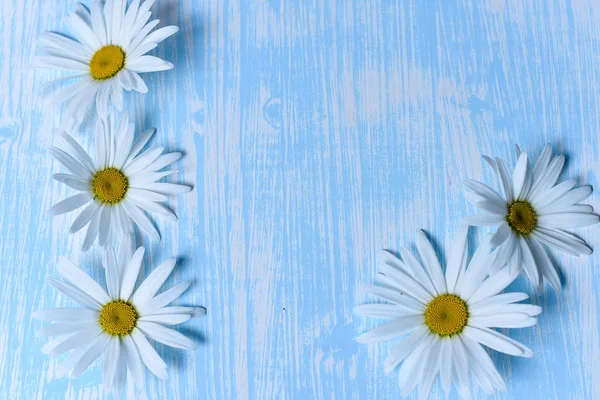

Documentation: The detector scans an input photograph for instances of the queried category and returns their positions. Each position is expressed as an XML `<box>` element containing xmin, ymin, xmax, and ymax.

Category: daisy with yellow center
<box><xmin>463</xmin><ymin>144</ymin><xmax>599</xmax><ymax>290</ymax></box>
<box><xmin>34</xmin><ymin>241</ymin><xmax>206</xmax><ymax>396</ymax></box>
<box><xmin>355</xmin><ymin>228</ymin><xmax>540</xmax><ymax>399</ymax></box>
<box><xmin>33</xmin><ymin>0</ymin><xmax>179</xmax><ymax>125</ymax></box>
<box><xmin>47</xmin><ymin>113</ymin><xmax>191</xmax><ymax>251</ymax></box>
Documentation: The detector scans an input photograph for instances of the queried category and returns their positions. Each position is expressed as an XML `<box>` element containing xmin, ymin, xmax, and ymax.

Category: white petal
<box><xmin>445</xmin><ymin>226</ymin><xmax>469</xmax><ymax>293</ymax></box>
<box><xmin>469</xmin><ymin>312</ymin><xmax>537</xmax><ymax>329</ymax></box>
<box><xmin>55</xmin><ymin>340</ymin><xmax>88</xmax><ymax>378</ymax></box>
<box><xmin>130</xmin><ymin>328</ymin><xmax>168</xmax><ymax>380</ymax></box>
<box><xmin>490</xmin><ymin>223</ymin><xmax>511</xmax><ymax>247</ymax></box>
<box><xmin>65</xmin><ymin>12</ymin><xmax>102</xmax><ymax>51</ymax></box>
<box><xmin>53</xmin><ymin>173</ymin><xmax>90</xmax><ymax>191</ymax></box>
<box><xmin>151</xmin><ymin>306</ymin><xmax>206</xmax><ymax>317</ymax></box>
<box><xmin>127</xmin><ymin>128</ymin><xmax>156</xmax><ymax>161</ymax></box>
<box><xmin>110</xmin><ymin>79</ymin><xmax>124</xmax><ymax>111</ymax></box>
<box><xmin>138</xmin><ymin>321</ymin><xmax>196</xmax><ymax>350</ymax></box>
<box><xmin>462</xmin><ymin>213</ymin><xmax>505</xmax><ymax>226</ymax></box>
<box><xmin>140</xmin><ymin>281</ymin><xmax>190</xmax><ymax>315</ymax></box>
<box><xmin>471</xmin><ymin>292</ymin><xmax>529</xmax><ymax>308</ymax></box>
<box><xmin>82</xmin><ymin>206</ymin><xmax>102</xmax><ymax>252</ymax></box>
<box><xmin>131</xmin><ymin>257</ymin><xmax>176</xmax><ymax>307</ymax></box>
<box><xmin>57</xmin><ymin>132</ymin><xmax>96</xmax><ymax>173</ymax></box>
<box><xmin>528</xmin><ymin>155</ymin><xmax>565</xmax><ymax>200</ymax></box>
<box><xmin>47</xmin><ymin>278</ymin><xmax>102</xmax><ymax>310</ymax></box>
<box><xmin>144</xmin><ymin>152</ymin><xmax>182</xmax><ymax>172</ymax></box>
<box><xmin>128</xmin><ymin>19</ymin><xmax>160</xmax><ymax>52</ymax></box>
<box><xmin>495</xmin><ymin>158</ymin><xmax>514</xmax><ymax>202</ymax></box>
<box><xmin>467</xmin><ymin>267</ymin><xmax>517</xmax><ymax>305</ymax></box>
<box><xmin>475</xmin><ymin>200</ymin><xmax>506</xmax><ymax>215</ymax></box>
<box><xmin>531</xmin><ymin>144</ymin><xmax>552</xmax><ymax>183</ymax></box>
<box><xmin>396</xmin><ymin>247</ymin><xmax>437</xmax><ymax>296</ymax></box>
<box><xmin>32</xmin><ymin>55</ymin><xmax>88</xmax><ymax>72</ymax></box>
<box><xmin>140</xmin><ymin>314</ymin><xmax>191</xmax><ymax>325</ymax></box>
<box><xmin>520</xmin><ymin>237</ymin><xmax>541</xmax><ymax>287</ymax></box>
<box><xmin>70</xmin><ymin>201</ymin><xmax>100</xmax><ymax>234</ymax></box>
<box><xmin>417</xmin><ymin>339</ymin><xmax>441</xmax><ymax>400</ymax></box>
<box><xmin>462</xmin><ymin>336</ymin><xmax>507</xmax><ymax>392</ymax></box>
<box><xmin>33</xmin><ymin>308</ymin><xmax>97</xmax><ymax>322</ymax></box>
<box><xmin>120</xmin><ymin>247</ymin><xmax>145</xmax><ymax>300</ymax></box>
<box><xmin>464</xmin><ymin>179</ymin><xmax>505</xmax><ymax>205</ymax></box>
<box><xmin>489</xmin><ymin>233</ymin><xmax>516</xmax><ymax>274</ymax></box>
<box><xmin>361</xmin><ymin>284</ymin><xmax>425</xmax><ymax>311</ymax></box>
<box><xmin>139</xmin><ymin>25</ymin><xmax>178</xmax><ymax>47</ymax></box>
<box><xmin>451</xmin><ymin>337</ymin><xmax>471</xmax><ymax>397</ymax></box>
<box><xmin>463</xmin><ymin>326</ymin><xmax>533</xmax><ymax>357</ymax></box>
<box><xmin>439</xmin><ymin>338</ymin><xmax>453</xmax><ymax>395</ymax></box>
<box><xmin>397</xmin><ymin>334</ymin><xmax>434</xmax><ymax>395</ymax></box>
<box><xmin>128</xmin><ymin>188</ymin><xmax>168</xmax><ymax>203</ymax></box>
<box><xmin>103</xmin><ymin>246</ymin><xmax>120</xmax><ymax>299</ymax></box>
<box><xmin>527</xmin><ymin>238</ymin><xmax>561</xmax><ymax>291</ymax></box>
<box><xmin>38</xmin><ymin>32</ymin><xmax>89</xmax><ymax>62</ymax></box>
<box><xmin>354</xmin><ymin>304</ymin><xmax>407</xmax><ymax>319</ymax></box>
<box><xmin>121</xmin><ymin>199</ymin><xmax>161</xmax><ymax>241</ymax></box>
<box><xmin>98</xmin><ymin>206</ymin><xmax>112</xmax><ymax>247</ymax></box>
<box><xmin>127</xmin><ymin>55</ymin><xmax>174</xmax><ymax>73</ymax></box>
<box><xmin>117</xmin><ymin>233</ymin><xmax>136</xmax><ymax>270</ymax></box>
<box><xmin>57</xmin><ymin>256</ymin><xmax>110</xmax><ymax>304</ymax></box>
<box><xmin>416</xmin><ymin>230</ymin><xmax>447</xmax><ymax>294</ymax></box>
<box><xmin>532</xmin><ymin>227</ymin><xmax>592</xmax><ymax>256</ymax></box>
<box><xmin>455</xmin><ymin>234</ymin><xmax>493</xmax><ymax>299</ymax></box>
<box><xmin>130</xmin><ymin>197</ymin><xmax>177</xmax><ymax>221</ymax></box>
<box><xmin>102</xmin><ymin>338</ymin><xmax>120</xmax><ymax>391</ymax></box>
<box><xmin>537</xmin><ymin>212</ymin><xmax>600</xmax><ymax>229</ymax></box>
<box><xmin>470</xmin><ymin>303</ymin><xmax>542</xmax><ymax>317</ymax></box>
<box><xmin>90</xmin><ymin>0</ymin><xmax>107</xmax><ymax>43</ymax></box>
<box><xmin>377</xmin><ymin>255</ymin><xmax>434</xmax><ymax>304</ymax></box>
<box><xmin>122</xmin><ymin>335</ymin><xmax>146</xmax><ymax>390</ymax></box>
<box><xmin>49</xmin><ymin>146</ymin><xmax>90</xmax><ymax>178</ymax></box>
<box><xmin>532</xmin><ymin>179</ymin><xmax>577</xmax><ymax>209</ymax></box>
<box><xmin>44</xmin><ymin>325</ymin><xmax>102</xmax><ymax>355</ymax></box>
<box><xmin>512</xmin><ymin>153</ymin><xmax>529</xmax><ymax>199</ymax></box>
<box><xmin>538</xmin><ymin>186</ymin><xmax>593</xmax><ymax>215</ymax></box>
<box><xmin>71</xmin><ymin>334</ymin><xmax>111</xmax><ymax>378</ymax></box>
<box><xmin>129</xmin><ymin>71</ymin><xmax>148</xmax><ymax>93</ymax></box>
<box><xmin>382</xmin><ymin>326</ymin><xmax>428</xmax><ymax>375</ymax></box>
<box><xmin>36</xmin><ymin>322</ymin><xmax>90</xmax><ymax>338</ymax></box>
<box><xmin>355</xmin><ymin>315</ymin><xmax>423</xmax><ymax>344</ymax></box>
<box><xmin>47</xmin><ymin>193</ymin><xmax>91</xmax><ymax>216</ymax></box>
<box><xmin>124</xmin><ymin>147</ymin><xmax>164</xmax><ymax>176</ymax></box>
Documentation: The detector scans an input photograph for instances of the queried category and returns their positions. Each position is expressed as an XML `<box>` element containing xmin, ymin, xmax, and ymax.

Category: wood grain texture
<box><xmin>1</xmin><ymin>0</ymin><xmax>599</xmax><ymax>399</ymax></box>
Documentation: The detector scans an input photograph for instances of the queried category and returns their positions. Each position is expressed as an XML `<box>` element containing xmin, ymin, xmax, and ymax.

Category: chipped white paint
<box><xmin>1</xmin><ymin>0</ymin><xmax>600</xmax><ymax>399</ymax></box>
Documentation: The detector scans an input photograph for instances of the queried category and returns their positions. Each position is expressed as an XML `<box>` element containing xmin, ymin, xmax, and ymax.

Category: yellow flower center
<box><xmin>424</xmin><ymin>294</ymin><xmax>468</xmax><ymax>337</ymax></box>
<box><xmin>89</xmin><ymin>45</ymin><xmax>126</xmax><ymax>80</ymax></box>
<box><xmin>91</xmin><ymin>168</ymin><xmax>129</xmax><ymax>204</ymax></box>
<box><xmin>99</xmin><ymin>300</ymin><xmax>138</xmax><ymax>336</ymax></box>
<box><xmin>506</xmin><ymin>200</ymin><xmax>537</xmax><ymax>235</ymax></box>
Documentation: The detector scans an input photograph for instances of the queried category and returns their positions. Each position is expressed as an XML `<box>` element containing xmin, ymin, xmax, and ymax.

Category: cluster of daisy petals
<box><xmin>356</xmin><ymin>145</ymin><xmax>598</xmax><ymax>398</ymax></box>
<box><xmin>32</xmin><ymin>0</ymin><xmax>204</xmax><ymax>397</ymax></box>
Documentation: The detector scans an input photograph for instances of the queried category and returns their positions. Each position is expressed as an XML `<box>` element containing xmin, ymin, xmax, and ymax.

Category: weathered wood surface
<box><xmin>1</xmin><ymin>0</ymin><xmax>599</xmax><ymax>399</ymax></box>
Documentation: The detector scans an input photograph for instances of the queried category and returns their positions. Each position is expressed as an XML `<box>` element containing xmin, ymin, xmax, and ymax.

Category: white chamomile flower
<box><xmin>47</xmin><ymin>113</ymin><xmax>191</xmax><ymax>251</ymax></box>
<box><xmin>34</xmin><ymin>243</ymin><xmax>206</xmax><ymax>395</ymax></box>
<box><xmin>34</xmin><ymin>0</ymin><xmax>178</xmax><ymax>124</ymax></box>
<box><xmin>355</xmin><ymin>229</ymin><xmax>539</xmax><ymax>399</ymax></box>
<box><xmin>463</xmin><ymin>144</ymin><xmax>599</xmax><ymax>290</ymax></box>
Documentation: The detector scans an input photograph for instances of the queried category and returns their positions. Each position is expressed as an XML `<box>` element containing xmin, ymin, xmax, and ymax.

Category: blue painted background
<box><xmin>1</xmin><ymin>0</ymin><xmax>600</xmax><ymax>399</ymax></box>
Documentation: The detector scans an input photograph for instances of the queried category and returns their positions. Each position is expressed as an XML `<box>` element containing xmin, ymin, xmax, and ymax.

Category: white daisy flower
<box><xmin>463</xmin><ymin>144</ymin><xmax>599</xmax><ymax>290</ymax></box>
<box><xmin>355</xmin><ymin>229</ymin><xmax>539</xmax><ymax>399</ymax></box>
<box><xmin>34</xmin><ymin>244</ymin><xmax>206</xmax><ymax>395</ymax></box>
<box><xmin>47</xmin><ymin>113</ymin><xmax>191</xmax><ymax>251</ymax></box>
<box><xmin>33</xmin><ymin>0</ymin><xmax>178</xmax><ymax>124</ymax></box>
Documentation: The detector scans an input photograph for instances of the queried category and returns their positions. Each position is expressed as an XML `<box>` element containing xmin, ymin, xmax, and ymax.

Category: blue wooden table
<box><xmin>1</xmin><ymin>0</ymin><xmax>599</xmax><ymax>399</ymax></box>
